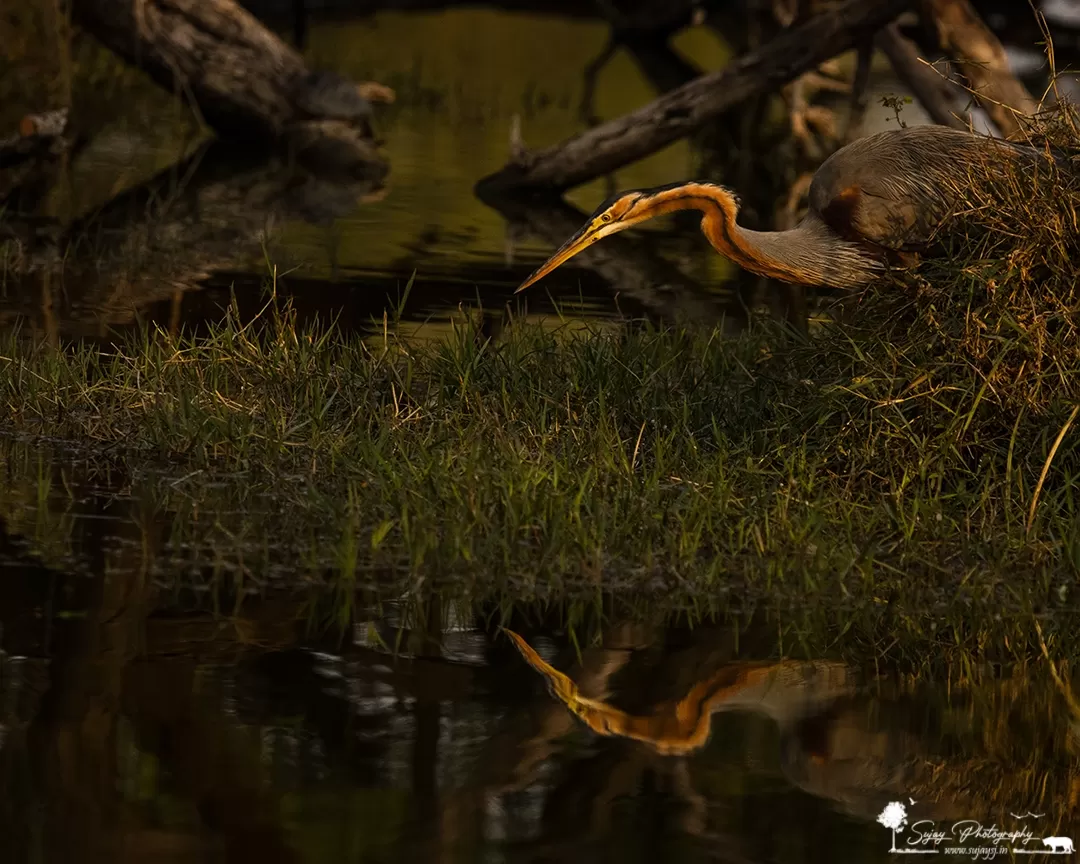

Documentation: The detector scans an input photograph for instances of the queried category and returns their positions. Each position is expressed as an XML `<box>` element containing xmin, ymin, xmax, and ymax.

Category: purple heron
<box><xmin>516</xmin><ymin>125</ymin><xmax>1052</xmax><ymax>292</ymax></box>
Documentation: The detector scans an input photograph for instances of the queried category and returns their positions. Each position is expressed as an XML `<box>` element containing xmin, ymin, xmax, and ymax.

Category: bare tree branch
<box><xmin>476</xmin><ymin>0</ymin><xmax>912</xmax><ymax>195</ymax></box>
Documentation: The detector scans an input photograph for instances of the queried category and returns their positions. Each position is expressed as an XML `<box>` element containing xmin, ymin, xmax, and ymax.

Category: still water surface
<box><xmin>2</xmin><ymin>7</ymin><xmax>1044</xmax><ymax>343</ymax></box>
<box><xmin>2</xmin><ymin>439</ymin><xmax>1080</xmax><ymax>863</ymax></box>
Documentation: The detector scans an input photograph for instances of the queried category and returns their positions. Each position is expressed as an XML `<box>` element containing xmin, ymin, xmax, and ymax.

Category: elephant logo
<box><xmin>1043</xmin><ymin>837</ymin><xmax>1074</xmax><ymax>854</ymax></box>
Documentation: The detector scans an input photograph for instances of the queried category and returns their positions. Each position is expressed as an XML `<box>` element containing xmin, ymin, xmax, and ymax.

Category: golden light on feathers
<box><xmin>513</xmin><ymin>126</ymin><xmax>1048</xmax><ymax>293</ymax></box>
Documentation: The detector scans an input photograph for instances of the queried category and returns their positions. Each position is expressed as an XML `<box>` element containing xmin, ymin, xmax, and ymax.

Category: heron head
<box><xmin>515</xmin><ymin>190</ymin><xmax>658</xmax><ymax>293</ymax></box>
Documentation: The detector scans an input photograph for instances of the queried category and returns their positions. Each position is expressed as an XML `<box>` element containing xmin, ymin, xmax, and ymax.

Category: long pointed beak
<box><xmin>501</xmin><ymin>627</ymin><xmax>578</xmax><ymax>702</ymax></box>
<box><xmin>515</xmin><ymin>223</ymin><xmax>600</xmax><ymax>294</ymax></box>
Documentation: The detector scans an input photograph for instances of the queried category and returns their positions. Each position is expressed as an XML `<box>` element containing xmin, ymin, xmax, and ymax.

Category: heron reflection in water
<box><xmin>516</xmin><ymin>125</ymin><xmax>1058</xmax><ymax>292</ymax></box>
<box><xmin>501</xmin><ymin>627</ymin><xmax>853</xmax><ymax>757</ymax></box>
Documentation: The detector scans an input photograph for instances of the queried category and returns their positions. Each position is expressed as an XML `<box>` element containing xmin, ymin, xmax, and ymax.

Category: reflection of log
<box><xmin>70</xmin><ymin>0</ymin><xmax>389</xmax><ymax>176</ymax></box>
<box><xmin>2</xmin><ymin>139</ymin><xmax>381</xmax><ymax>337</ymax></box>
<box><xmin>477</xmin><ymin>188</ymin><xmax>735</xmax><ymax>328</ymax></box>
<box><xmin>0</xmin><ymin>110</ymin><xmax>70</xmax><ymax>236</ymax></box>
<box><xmin>476</xmin><ymin>0</ymin><xmax>912</xmax><ymax>194</ymax></box>
<box><xmin>70</xmin><ymin>139</ymin><xmax>379</xmax><ymax>259</ymax></box>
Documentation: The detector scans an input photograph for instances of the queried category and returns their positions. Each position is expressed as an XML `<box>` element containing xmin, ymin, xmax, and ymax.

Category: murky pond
<box><xmin>5</xmin><ymin>3</ymin><xmax>1080</xmax><ymax>862</ymax></box>
<box><xmin>2</xmin><ymin>3</ymin><xmax>1073</xmax><ymax>343</ymax></box>
<box><xmin>2</xmin><ymin>434</ymin><xmax>1080</xmax><ymax>863</ymax></box>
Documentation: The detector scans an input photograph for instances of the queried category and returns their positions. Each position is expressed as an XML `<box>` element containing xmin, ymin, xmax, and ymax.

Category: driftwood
<box><xmin>919</xmin><ymin>0</ymin><xmax>1038</xmax><ymax>136</ymax></box>
<box><xmin>476</xmin><ymin>0</ymin><xmax>912</xmax><ymax>195</ymax></box>
<box><xmin>69</xmin><ymin>0</ymin><xmax>389</xmax><ymax>178</ymax></box>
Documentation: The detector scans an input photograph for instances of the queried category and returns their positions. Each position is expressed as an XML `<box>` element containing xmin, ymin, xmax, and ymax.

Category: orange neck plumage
<box><xmin>633</xmin><ymin>183</ymin><xmax>881</xmax><ymax>289</ymax></box>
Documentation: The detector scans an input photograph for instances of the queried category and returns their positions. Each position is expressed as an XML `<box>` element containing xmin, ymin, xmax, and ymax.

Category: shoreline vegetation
<box><xmin>4</xmin><ymin>107</ymin><xmax>1080</xmax><ymax>646</ymax></box>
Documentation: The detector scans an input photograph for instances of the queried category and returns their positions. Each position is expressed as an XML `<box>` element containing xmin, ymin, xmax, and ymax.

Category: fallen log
<box><xmin>70</xmin><ymin>0</ymin><xmax>389</xmax><ymax>179</ymax></box>
<box><xmin>919</xmin><ymin>0</ymin><xmax>1038</xmax><ymax>137</ymax></box>
<box><xmin>476</xmin><ymin>0</ymin><xmax>912</xmax><ymax>195</ymax></box>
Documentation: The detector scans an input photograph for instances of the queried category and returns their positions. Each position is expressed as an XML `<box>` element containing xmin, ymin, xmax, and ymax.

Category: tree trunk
<box><xmin>476</xmin><ymin>0</ymin><xmax>912</xmax><ymax>196</ymax></box>
<box><xmin>919</xmin><ymin>0</ymin><xmax>1038</xmax><ymax>137</ymax></box>
<box><xmin>70</xmin><ymin>0</ymin><xmax>388</xmax><ymax>179</ymax></box>
<box><xmin>877</xmin><ymin>23</ymin><xmax>968</xmax><ymax>130</ymax></box>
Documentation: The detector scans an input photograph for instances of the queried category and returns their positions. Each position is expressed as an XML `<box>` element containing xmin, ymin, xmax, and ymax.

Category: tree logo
<box><xmin>876</xmin><ymin>802</ymin><xmax>937</xmax><ymax>855</ymax></box>
<box><xmin>876</xmin><ymin>802</ymin><xmax>1073</xmax><ymax>856</ymax></box>
<box><xmin>878</xmin><ymin>802</ymin><xmax>910</xmax><ymax>853</ymax></box>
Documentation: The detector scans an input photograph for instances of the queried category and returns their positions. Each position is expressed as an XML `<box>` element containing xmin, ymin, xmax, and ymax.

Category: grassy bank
<box><xmin>5</xmin><ymin>108</ymin><xmax>1080</xmax><ymax>612</ymax></box>
<box><xmin>1</xmin><ymin>272</ymin><xmax>1078</xmax><ymax>607</ymax></box>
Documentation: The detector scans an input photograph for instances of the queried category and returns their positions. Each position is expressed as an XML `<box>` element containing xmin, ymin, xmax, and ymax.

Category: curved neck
<box><xmin>644</xmin><ymin>184</ymin><xmax>879</xmax><ymax>289</ymax></box>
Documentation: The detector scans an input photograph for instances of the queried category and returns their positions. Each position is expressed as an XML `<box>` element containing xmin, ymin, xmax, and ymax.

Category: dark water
<box><xmin>2</xmin><ymin>440</ymin><xmax>1080</xmax><ymax>863</ymax></box>
<box><xmin>5</xmin><ymin>3</ymin><xmax>1080</xmax><ymax>862</ymax></box>
<box><xmin>1</xmin><ymin>3</ymin><xmax>1074</xmax><ymax>343</ymax></box>
<box><xmin>5</xmin><ymin>601</ymin><xmax>1077</xmax><ymax>864</ymax></box>
<box><xmin>1</xmin><ymin>7</ymin><xmax>754</xmax><ymax>343</ymax></box>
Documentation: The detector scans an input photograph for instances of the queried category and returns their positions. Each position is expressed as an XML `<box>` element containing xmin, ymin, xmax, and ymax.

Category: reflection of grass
<box><xmin>0</xmin><ymin>442</ymin><xmax>83</xmax><ymax>572</ymax></box>
<box><xmin>4</xmin><ymin>429</ymin><xmax>1080</xmax><ymax>829</ymax></box>
<box><xmin>901</xmin><ymin>662</ymin><xmax>1080</xmax><ymax>833</ymax></box>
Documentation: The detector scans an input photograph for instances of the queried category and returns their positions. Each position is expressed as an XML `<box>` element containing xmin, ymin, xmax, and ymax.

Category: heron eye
<box><xmin>601</xmin><ymin>214</ymin><xmax>611</xmax><ymax>223</ymax></box>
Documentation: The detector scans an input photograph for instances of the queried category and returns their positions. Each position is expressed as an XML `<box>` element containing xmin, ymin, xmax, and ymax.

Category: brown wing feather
<box><xmin>808</xmin><ymin>125</ymin><xmax>1038</xmax><ymax>251</ymax></box>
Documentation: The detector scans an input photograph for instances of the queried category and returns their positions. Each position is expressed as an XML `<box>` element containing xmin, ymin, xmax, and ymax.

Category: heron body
<box><xmin>516</xmin><ymin>125</ymin><xmax>1055</xmax><ymax>292</ymax></box>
